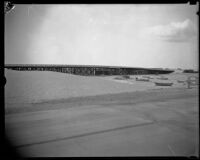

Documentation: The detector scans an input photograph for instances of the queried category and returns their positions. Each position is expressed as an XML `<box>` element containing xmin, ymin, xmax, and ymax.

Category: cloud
<box><xmin>145</xmin><ymin>19</ymin><xmax>197</xmax><ymax>42</ymax></box>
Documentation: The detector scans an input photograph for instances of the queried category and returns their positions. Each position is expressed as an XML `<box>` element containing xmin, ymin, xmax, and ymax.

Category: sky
<box><xmin>5</xmin><ymin>4</ymin><xmax>199</xmax><ymax>69</ymax></box>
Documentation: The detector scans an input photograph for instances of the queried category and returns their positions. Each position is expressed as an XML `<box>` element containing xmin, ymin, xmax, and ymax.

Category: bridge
<box><xmin>4</xmin><ymin>64</ymin><xmax>174</xmax><ymax>76</ymax></box>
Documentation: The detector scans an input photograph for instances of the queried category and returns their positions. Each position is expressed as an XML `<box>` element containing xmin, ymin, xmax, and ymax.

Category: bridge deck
<box><xmin>4</xmin><ymin>64</ymin><xmax>174</xmax><ymax>75</ymax></box>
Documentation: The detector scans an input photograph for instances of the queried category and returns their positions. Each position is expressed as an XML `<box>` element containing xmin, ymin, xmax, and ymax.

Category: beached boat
<box><xmin>143</xmin><ymin>76</ymin><xmax>154</xmax><ymax>79</ymax></box>
<box><xmin>177</xmin><ymin>80</ymin><xmax>185</xmax><ymax>83</ymax></box>
<box><xmin>157</xmin><ymin>77</ymin><xmax>168</xmax><ymax>80</ymax></box>
<box><xmin>136</xmin><ymin>77</ymin><xmax>150</xmax><ymax>81</ymax></box>
<box><xmin>155</xmin><ymin>82</ymin><xmax>173</xmax><ymax>86</ymax></box>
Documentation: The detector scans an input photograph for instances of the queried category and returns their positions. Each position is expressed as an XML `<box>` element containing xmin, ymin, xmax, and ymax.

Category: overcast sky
<box><xmin>5</xmin><ymin>4</ymin><xmax>198</xmax><ymax>69</ymax></box>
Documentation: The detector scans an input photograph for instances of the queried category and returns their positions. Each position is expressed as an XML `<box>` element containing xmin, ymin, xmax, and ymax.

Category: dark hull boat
<box><xmin>136</xmin><ymin>78</ymin><xmax>150</xmax><ymax>81</ymax></box>
<box><xmin>155</xmin><ymin>82</ymin><xmax>173</xmax><ymax>86</ymax></box>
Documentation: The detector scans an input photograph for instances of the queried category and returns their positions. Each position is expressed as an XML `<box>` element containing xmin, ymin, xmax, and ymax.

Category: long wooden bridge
<box><xmin>4</xmin><ymin>64</ymin><xmax>174</xmax><ymax>76</ymax></box>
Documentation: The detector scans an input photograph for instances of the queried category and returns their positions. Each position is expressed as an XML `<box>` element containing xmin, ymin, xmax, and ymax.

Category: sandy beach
<box><xmin>5</xmin><ymin>70</ymin><xmax>199</xmax><ymax>157</ymax></box>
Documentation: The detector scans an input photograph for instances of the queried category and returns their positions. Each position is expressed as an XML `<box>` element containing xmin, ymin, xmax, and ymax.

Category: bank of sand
<box><xmin>5</xmin><ymin>70</ymin><xmax>199</xmax><ymax>157</ymax></box>
<box><xmin>5</xmin><ymin>69</ymin><xmax>198</xmax><ymax>106</ymax></box>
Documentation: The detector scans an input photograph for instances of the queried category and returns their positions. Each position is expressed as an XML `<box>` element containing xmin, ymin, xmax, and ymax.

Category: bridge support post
<box><xmin>93</xmin><ymin>68</ymin><xmax>96</xmax><ymax>75</ymax></box>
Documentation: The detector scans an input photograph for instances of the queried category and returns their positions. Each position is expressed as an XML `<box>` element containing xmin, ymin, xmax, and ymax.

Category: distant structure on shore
<box><xmin>5</xmin><ymin>64</ymin><xmax>174</xmax><ymax>76</ymax></box>
<box><xmin>183</xmin><ymin>69</ymin><xmax>199</xmax><ymax>73</ymax></box>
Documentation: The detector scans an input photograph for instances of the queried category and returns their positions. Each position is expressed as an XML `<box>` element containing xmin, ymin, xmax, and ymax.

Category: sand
<box><xmin>5</xmin><ymin>70</ymin><xmax>198</xmax><ymax>105</ymax></box>
<box><xmin>5</xmin><ymin>70</ymin><xmax>199</xmax><ymax>157</ymax></box>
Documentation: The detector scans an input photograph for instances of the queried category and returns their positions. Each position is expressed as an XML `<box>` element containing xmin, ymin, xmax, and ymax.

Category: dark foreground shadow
<box><xmin>4</xmin><ymin>137</ymin><xmax>22</xmax><ymax>158</ymax></box>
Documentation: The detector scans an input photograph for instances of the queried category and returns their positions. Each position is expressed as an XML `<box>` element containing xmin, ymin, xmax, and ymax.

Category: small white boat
<box><xmin>155</xmin><ymin>82</ymin><xmax>173</xmax><ymax>86</ymax></box>
<box><xmin>143</xmin><ymin>76</ymin><xmax>154</xmax><ymax>79</ymax></box>
<box><xmin>157</xmin><ymin>77</ymin><xmax>168</xmax><ymax>80</ymax></box>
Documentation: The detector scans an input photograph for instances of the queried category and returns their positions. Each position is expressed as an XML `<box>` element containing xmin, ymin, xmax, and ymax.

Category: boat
<box><xmin>155</xmin><ymin>82</ymin><xmax>173</xmax><ymax>86</ymax></box>
<box><xmin>143</xmin><ymin>76</ymin><xmax>154</xmax><ymax>79</ymax></box>
<box><xmin>157</xmin><ymin>77</ymin><xmax>168</xmax><ymax>80</ymax></box>
<box><xmin>177</xmin><ymin>80</ymin><xmax>185</xmax><ymax>83</ymax></box>
<box><xmin>136</xmin><ymin>77</ymin><xmax>150</xmax><ymax>81</ymax></box>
